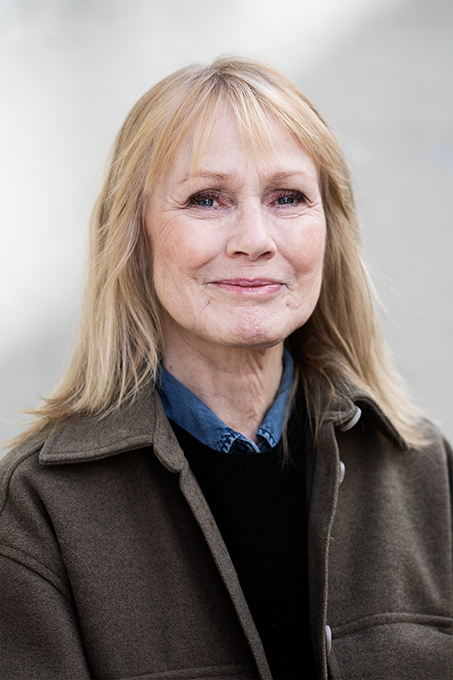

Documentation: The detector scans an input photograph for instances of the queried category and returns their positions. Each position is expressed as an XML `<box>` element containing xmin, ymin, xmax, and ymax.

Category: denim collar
<box><xmin>156</xmin><ymin>349</ymin><xmax>295</xmax><ymax>454</ymax></box>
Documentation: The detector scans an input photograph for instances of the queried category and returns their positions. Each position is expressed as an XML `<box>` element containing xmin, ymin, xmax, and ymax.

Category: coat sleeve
<box><xmin>0</xmin><ymin>550</ymin><xmax>91</xmax><ymax>679</ymax></box>
<box><xmin>444</xmin><ymin>437</ymin><xmax>453</xmax><ymax>564</ymax></box>
<box><xmin>0</xmin><ymin>448</ymin><xmax>91</xmax><ymax>680</ymax></box>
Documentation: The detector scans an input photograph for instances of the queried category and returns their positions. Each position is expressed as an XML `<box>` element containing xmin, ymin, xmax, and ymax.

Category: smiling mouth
<box><xmin>211</xmin><ymin>279</ymin><xmax>282</xmax><ymax>295</ymax></box>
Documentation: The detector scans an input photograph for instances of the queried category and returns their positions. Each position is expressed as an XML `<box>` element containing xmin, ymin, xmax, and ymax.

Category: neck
<box><xmin>162</xmin><ymin>326</ymin><xmax>284</xmax><ymax>443</ymax></box>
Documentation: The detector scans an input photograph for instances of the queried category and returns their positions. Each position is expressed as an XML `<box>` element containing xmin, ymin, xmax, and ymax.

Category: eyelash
<box><xmin>189</xmin><ymin>189</ymin><xmax>307</xmax><ymax>208</ymax></box>
<box><xmin>274</xmin><ymin>190</ymin><xmax>307</xmax><ymax>206</ymax></box>
<box><xmin>189</xmin><ymin>191</ymin><xmax>222</xmax><ymax>207</ymax></box>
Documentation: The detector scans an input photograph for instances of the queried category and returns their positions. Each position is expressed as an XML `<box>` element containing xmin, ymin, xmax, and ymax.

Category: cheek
<box><xmin>149</xmin><ymin>222</ymin><xmax>219</xmax><ymax>309</ymax></box>
<box><xmin>290</xmin><ymin>222</ymin><xmax>326</xmax><ymax>278</ymax></box>
<box><xmin>151</xmin><ymin>215</ymin><xmax>218</xmax><ymax>269</ymax></box>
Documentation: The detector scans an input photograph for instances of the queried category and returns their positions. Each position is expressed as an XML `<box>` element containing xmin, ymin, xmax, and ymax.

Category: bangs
<box><xmin>189</xmin><ymin>89</ymin><xmax>280</xmax><ymax>175</ymax></box>
<box><xmin>144</xmin><ymin>70</ymin><xmax>319</xmax><ymax>191</ymax></box>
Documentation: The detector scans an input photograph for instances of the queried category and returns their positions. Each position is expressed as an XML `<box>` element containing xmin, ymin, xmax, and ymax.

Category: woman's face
<box><xmin>145</xmin><ymin>106</ymin><xmax>326</xmax><ymax>355</ymax></box>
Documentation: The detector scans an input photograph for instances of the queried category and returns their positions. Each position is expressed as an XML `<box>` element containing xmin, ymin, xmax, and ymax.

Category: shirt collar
<box><xmin>156</xmin><ymin>349</ymin><xmax>295</xmax><ymax>454</ymax></box>
<box><xmin>35</xmin><ymin>380</ymin><xmax>409</xmax><ymax>467</ymax></box>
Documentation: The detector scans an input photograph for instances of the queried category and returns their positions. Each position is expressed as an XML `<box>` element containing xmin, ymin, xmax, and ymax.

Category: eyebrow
<box><xmin>265</xmin><ymin>171</ymin><xmax>312</xmax><ymax>182</ymax></box>
<box><xmin>178</xmin><ymin>169</ymin><xmax>315</xmax><ymax>185</ymax></box>
<box><xmin>177</xmin><ymin>171</ymin><xmax>228</xmax><ymax>185</ymax></box>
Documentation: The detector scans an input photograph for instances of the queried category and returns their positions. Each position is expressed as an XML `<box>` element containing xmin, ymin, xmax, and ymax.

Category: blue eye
<box><xmin>277</xmin><ymin>196</ymin><xmax>293</xmax><ymax>205</ymax></box>
<box><xmin>196</xmin><ymin>197</ymin><xmax>215</xmax><ymax>207</ymax></box>
<box><xmin>190</xmin><ymin>191</ymin><xmax>220</xmax><ymax>208</ymax></box>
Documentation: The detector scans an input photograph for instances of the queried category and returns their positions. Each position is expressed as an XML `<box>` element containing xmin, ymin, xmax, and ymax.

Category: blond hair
<box><xmin>13</xmin><ymin>55</ymin><xmax>426</xmax><ymax>447</ymax></box>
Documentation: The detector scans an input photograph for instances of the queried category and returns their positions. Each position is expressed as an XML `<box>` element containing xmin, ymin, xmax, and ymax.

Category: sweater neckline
<box><xmin>169</xmin><ymin>419</ymin><xmax>303</xmax><ymax>481</ymax></box>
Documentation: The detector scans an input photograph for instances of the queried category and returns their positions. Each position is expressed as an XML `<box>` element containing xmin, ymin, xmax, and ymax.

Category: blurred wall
<box><xmin>1</xmin><ymin>0</ymin><xmax>452</xmax><ymax>447</ymax></box>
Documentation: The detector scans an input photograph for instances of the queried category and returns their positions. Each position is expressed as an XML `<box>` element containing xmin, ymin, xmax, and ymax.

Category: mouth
<box><xmin>210</xmin><ymin>279</ymin><xmax>283</xmax><ymax>295</ymax></box>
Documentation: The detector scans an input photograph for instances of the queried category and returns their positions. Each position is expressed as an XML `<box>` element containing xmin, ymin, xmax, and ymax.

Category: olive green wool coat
<box><xmin>0</xmin><ymin>384</ymin><xmax>452</xmax><ymax>680</ymax></box>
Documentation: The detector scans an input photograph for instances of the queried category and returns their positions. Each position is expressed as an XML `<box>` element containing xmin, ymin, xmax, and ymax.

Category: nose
<box><xmin>226</xmin><ymin>204</ymin><xmax>277</xmax><ymax>261</ymax></box>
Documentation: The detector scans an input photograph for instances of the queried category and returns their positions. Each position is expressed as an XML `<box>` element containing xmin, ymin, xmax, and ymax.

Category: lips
<box><xmin>215</xmin><ymin>278</ymin><xmax>278</xmax><ymax>286</ymax></box>
<box><xmin>211</xmin><ymin>278</ymin><xmax>282</xmax><ymax>295</ymax></box>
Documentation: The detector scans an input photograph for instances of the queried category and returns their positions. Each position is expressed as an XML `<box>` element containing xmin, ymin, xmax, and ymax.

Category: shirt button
<box><xmin>325</xmin><ymin>624</ymin><xmax>332</xmax><ymax>655</ymax></box>
<box><xmin>339</xmin><ymin>460</ymin><xmax>346</xmax><ymax>484</ymax></box>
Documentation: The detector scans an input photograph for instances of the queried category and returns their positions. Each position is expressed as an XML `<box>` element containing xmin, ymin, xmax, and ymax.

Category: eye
<box><xmin>274</xmin><ymin>190</ymin><xmax>307</xmax><ymax>206</ymax></box>
<box><xmin>189</xmin><ymin>191</ymin><xmax>222</xmax><ymax>208</ymax></box>
<box><xmin>197</xmin><ymin>197</ymin><xmax>215</xmax><ymax>207</ymax></box>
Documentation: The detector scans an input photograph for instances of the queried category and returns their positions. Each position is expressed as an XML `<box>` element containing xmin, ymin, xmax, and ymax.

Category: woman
<box><xmin>0</xmin><ymin>56</ymin><xmax>451</xmax><ymax>680</ymax></box>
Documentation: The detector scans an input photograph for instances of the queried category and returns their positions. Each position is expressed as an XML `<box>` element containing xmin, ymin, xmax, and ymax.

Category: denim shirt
<box><xmin>156</xmin><ymin>349</ymin><xmax>295</xmax><ymax>454</ymax></box>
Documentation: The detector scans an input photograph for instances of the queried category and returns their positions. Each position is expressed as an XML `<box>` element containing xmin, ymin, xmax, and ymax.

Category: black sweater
<box><xmin>171</xmin><ymin>413</ymin><xmax>318</xmax><ymax>680</ymax></box>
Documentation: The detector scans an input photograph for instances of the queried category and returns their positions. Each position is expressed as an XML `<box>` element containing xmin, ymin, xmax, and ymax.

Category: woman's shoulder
<box><xmin>0</xmin><ymin>432</ymin><xmax>48</xmax><ymax>502</ymax></box>
<box><xmin>335</xmin><ymin>399</ymin><xmax>453</xmax><ymax>500</ymax></box>
<box><xmin>0</xmin><ymin>386</ymin><xmax>187</xmax><ymax>508</ymax></box>
<box><xmin>335</xmin><ymin>382</ymin><xmax>451</xmax><ymax>457</ymax></box>
<box><xmin>419</xmin><ymin>420</ymin><xmax>453</xmax><ymax>483</ymax></box>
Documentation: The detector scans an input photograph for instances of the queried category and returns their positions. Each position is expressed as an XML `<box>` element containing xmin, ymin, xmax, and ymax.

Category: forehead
<box><xmin>168</xmin><ymin>104</ymin><xmax>319</xmax><ymax>185</ymax></box>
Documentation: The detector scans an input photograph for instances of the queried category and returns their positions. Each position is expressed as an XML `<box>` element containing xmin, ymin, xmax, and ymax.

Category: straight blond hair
<box><xmin>12</xmin><ymin>55</ymin><xmax>427</xmax><ymax>448</ymax></box>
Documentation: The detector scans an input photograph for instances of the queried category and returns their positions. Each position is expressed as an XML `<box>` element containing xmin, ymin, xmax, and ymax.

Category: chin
<box><xmin>213</xmin><ymin>320</ymin><xmax>290</xmax><ymax>350</ymax></box>
<box><xmin>232</xmin><ymin>309</ymin><xmax>308</xmax><ymax>345</ymax></box>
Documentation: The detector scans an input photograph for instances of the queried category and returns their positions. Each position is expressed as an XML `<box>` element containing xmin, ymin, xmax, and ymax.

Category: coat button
<box><xmin>339</xmin><ymin>460</ymin><xmax>345</xmax><ymax>484</ymax></box>
<box><xmin>339</xmin><ymin>405</ymin><xmax>362</xmax><ymax>432</ymax></box>
<box><xmin>325</xmin><ymin>624</ymin><xmax>332</xmax><ymax>655</ymax></box>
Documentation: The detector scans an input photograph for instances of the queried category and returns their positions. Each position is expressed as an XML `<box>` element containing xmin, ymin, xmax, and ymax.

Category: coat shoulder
<box><xmin>0</xmin><ymin>435</ymin><xmax>46</xmax><ymax>512</ymax></box>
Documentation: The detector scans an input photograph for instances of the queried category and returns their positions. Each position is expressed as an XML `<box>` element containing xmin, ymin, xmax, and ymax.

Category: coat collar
<box><xmin>39</xmin><ymin>384</ymin><xmax>187</xmax><ymax>471</ymax></box>
<box><xmin>326</xmin><ymin>383</ymin><xmax>409</xmax><ymax>450</ymax></box>
<box><xmin>38</xmin><ymin>380</ymin><xmax>408</xmax><ymax>467</ymax></box>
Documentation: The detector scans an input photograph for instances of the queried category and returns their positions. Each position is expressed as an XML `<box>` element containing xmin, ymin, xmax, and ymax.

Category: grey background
<box><xmin>1</xmin><ymin>0</ymin><xmax>452</xmax><ymax>450</ymax></box>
